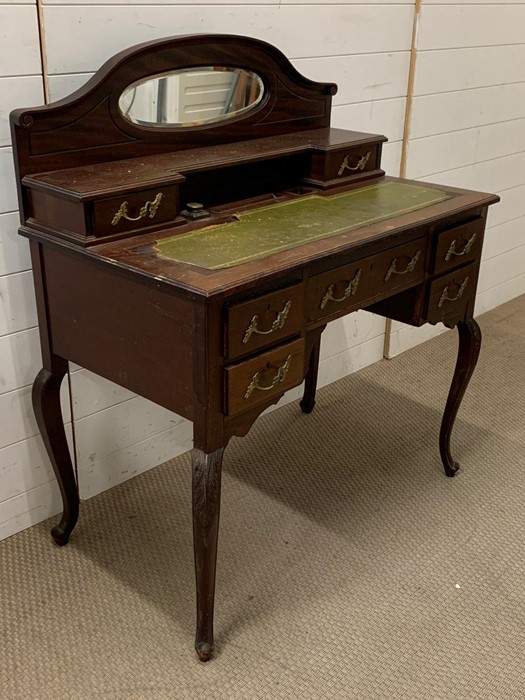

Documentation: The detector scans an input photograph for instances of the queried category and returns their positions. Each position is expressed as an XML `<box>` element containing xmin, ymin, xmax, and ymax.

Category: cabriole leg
<box><xmin>439</xmin><ymin>319</ymin><xmax>482</xmax><ymax>477</ymax></box>
<box><xmin>32</xmin><ymin>365</ymin><xmax>79</xmax><ymax>545</ymax></box>
<box><xmin>192</xmin><ymin>447</ymin><xmax>224</xmax><ymax>661</ymax></box>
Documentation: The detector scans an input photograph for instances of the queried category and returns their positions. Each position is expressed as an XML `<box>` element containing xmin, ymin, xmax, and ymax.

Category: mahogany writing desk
<box><xmin>11</xmin><ymin>34</ymin><xmax>499</xmax><ymax>661</ymax></box>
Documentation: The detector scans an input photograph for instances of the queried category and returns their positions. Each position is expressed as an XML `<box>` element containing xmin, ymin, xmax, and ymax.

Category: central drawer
<box><xmin>307</xmin><ymin>238</ymin><xmax>427</xmax><ymax>322</ymax></box>
<box><xmin>225</xmin><ymin>338</ymin><xmax>305</xmax><ymax>416</ymax></box>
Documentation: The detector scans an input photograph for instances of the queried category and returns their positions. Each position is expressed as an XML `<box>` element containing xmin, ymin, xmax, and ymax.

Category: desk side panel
<box><xmin>42</xmin><ymin>247</ymin><xmax>193</xmax><ymax>419</ymax></box>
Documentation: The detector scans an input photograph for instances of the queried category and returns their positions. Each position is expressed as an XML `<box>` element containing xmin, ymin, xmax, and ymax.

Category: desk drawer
<box><xmin>371</xmin><ymin>238</ymin><xmax>427</xmax><ymax>294</ymax></box>
<box><xmin>434</xmin><ymin>218</ymin><xmax>483</xmax><ymax>275</ymax></box>
<box><xmin>227</xmin><ymin>283</ymin><xmax>304</xmax><ymax>360</ymax></box>
<box><xmin>306</xmin><ymin>144</ymin><xmax>381</xmax><ymax>186</ymax></box>
<box><xmin>307</xmin><ymin>259</ymin><xmax>369</xmax><ymax>322</ymax></box>
<box><xmin>307</xmin><ymin>238</ymin><xmax>426</xmax><ymax>322</ymax></box>
<box><xmin>93</xmin><ymin>185</ymin><xmax>179</xmax><ymax>237</ymax></box>
<box><xmin>427</xmin><ymin>263</ymin><xmax>477</xmax><ymax>325</ymax></box>
<box><xmin>225</xmin><ymin>338</ymin><xmax>305</xmax><ymax>416</ymax></box>
<box><xmin>325</xmin><ymin>144</ymin><xmax>380</xmax><ymax>181</ymax></box>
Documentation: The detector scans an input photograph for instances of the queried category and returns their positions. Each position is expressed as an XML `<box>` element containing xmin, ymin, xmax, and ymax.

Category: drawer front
<box><xmin>307</xmin><ymin>238</ymin><xmax>426</xmax><ymax>323</ymax></box>
<box><xmin>93</xmin><ymin>185</ymin><xmax>179</xmax><ymax>236</ymax></box>
<box><xmin>427</xmin><ymin>263</ymin><xmax>477</xmax><ymax>325</ymax></box>
<box><xmin>227</xmin><ymin>284</ymin><xmax>304</xmax><ymax>360</ymax></box>
<box><xmin>307</xmin><ymin>144</ymin><xmax>381</xmax><ymax>185</ymax></box>
<box><xmin>434</xmin><ymin>218</ymin><xmax>483</xmax><ymax>275</ymax></box>
<box><xmin>371</xmin><ymin>238</ymin><xmax>428</xmax><ymax>295</ymax></box>
<box><xmin>225</xmin><ymin>338</ymin><xmax>305</xmax><ymax>416</ymax></box>
<box><xmin>307</xmin><ymin>258</ymin><xmax>371</xmax><ymax>322</ymax></box>
<box><xmin>326</xmin><ymin>145</ymin><xmax>381</xmax><ymax>181</ymax></box>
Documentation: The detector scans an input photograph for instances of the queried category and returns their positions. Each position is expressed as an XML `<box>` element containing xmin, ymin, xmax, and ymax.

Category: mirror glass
<box><xmin>119</xmin><ymin>67</ymin><xmax>264</xmax><ymax>127</ymax></box>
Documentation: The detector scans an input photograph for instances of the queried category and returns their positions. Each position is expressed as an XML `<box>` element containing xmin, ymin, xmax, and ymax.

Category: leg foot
<box><xmin>51</xmin><ymin>524</ymin><xmax>72</xmax><ymax>546</ymax></box>
<box><xmin>192</xmin><ymin>447</ymin><xmax>224</xmax><ymax>662</ymax></box>
<box><xmin>300</xmin><ymin>326</ymin><xmax>324</xmax><ymax>414</ymax></box>
<box><xmin>195</xmin><ymin>642</ymin><xmax>213</xmax><ymax>662</ymax></box>
<box><xmin>439</xmin><ymin>319</ymin><xmax>482</xmax><ymax>477</ymax></box>
<box><xmin>33</xmin><ymin>366</ymin><xmax>79</xmax><ymax>544</ymax></box>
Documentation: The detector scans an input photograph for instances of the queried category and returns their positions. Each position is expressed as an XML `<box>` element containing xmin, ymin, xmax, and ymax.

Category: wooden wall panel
<box><xmin>410</xmin><ymin>84</ymin><xmax>525</xmax><ymax>140</ymax></box>
<box><xmin>418</xmin><ymin>5</ymin><xmax>525</xmax><ymax>50</ymax></box>
<box><xmin>0</xmin><ymin>328</ymin><xmax>40</xmax><ymax>396</ymax></box>
<box><xmin>0</xmin><ymin>5</ymin><xmax>41</xmax><ymax>76</ymax></box>
<box><xmin>407</xmin><ymin>119</ymin><xmax>525</xmax><ymax>180</ymax></box>
<box><xmin>0</xmin><ymin>76</ymin><xmax>44</xmax><ymax>147</ymax></box>
<box><xmin>0</xmin><ymin>271</ymin><xmax>37</xmax><ymax>337</ymax></box>
<box><xmin>414</xmin><ymin>45</ymin><xmax>525</xmax><ymax>96</ymax></box>
<box><xmin>41</xmin><ymin>5</ymin><xmax>414</xmax><ymax>74</ymax></box>
<box><xmin>0</xmin><ymin>212</ymin><xmax>32</xmax><ymax>276</ymax></box>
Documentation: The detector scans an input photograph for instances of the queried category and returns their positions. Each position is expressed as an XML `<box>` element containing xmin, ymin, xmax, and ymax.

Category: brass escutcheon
<box><xmin>338</xmin><ymin>151</ymin><xmax>371</xmax><ymax>176</ymax></box>
<box><xmin>384</xmin><ymin>250</ymin><xmax>421</xmax><ymax>282</ymax></box>
<box><xmin>320</xmin><ymin>269</ymin><xmax>361</xmax><ymax>310</ymax></box>
<box><xmin>438</xmin><ymin>276</ymin><xmax>469</xmax><ymax>308</ymax></box>
<box><xmin>242</xmin><ymin>300</ymin><xmax>292</xmax><ymax>344</ymax></box>
<box><xmin>444</xmin><ymin>233</ymin><xmax>477</xmax><ymax>262</ymax></box>
<box><xmin>244</xmin><ymin>355</ymin><xmax>292</xmax><ymax>399</ymax></box>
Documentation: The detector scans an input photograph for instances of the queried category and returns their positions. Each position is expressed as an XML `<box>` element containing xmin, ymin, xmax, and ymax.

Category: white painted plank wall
<box><xmin>36</xmin><ymin>3</ymin><xmax>413</xmax><ymax>505</ymax></box>
<box><xmin>387</xmin><ymin>1</ymin><xmax>525</xmax><ymax>357</ymax></box>
<box><xmin>0</xmin><ymin>0</ymin><xmax>74</xmax><ymax>539</ymax></box>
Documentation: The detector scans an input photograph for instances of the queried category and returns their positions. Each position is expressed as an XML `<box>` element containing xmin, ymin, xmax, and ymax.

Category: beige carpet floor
<box><xmin>1</xmin><ymin>296</ymin><xmax>525</xmax><ymax>699</ymax></box>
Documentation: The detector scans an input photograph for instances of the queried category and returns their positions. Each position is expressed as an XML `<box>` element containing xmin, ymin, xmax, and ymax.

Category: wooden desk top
<box><xmin>25</xmin><ymin>176</ymin><xmax>495</xmax><ymax>300</ymax></box>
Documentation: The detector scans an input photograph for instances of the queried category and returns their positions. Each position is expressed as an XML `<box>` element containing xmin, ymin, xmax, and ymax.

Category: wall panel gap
<box><xmin>399</xmin><ymin>0</ymin><xmax>421</xmax><ymax>180</ymax></box>
<box><xmin>36</xmin><ymin>0</ymin><xmax>50</xmax><ymax>104</ymax></box>
<box><xmin>384</xmin><ymin>0</ymin><xmax>420</xmax><ymax>361</ymax></box>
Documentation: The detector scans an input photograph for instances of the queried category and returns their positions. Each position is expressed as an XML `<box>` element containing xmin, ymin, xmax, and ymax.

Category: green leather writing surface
<box><xmin>155</xmin><ymin>182</ymin><xmax>450</xmax><ymax>269</ymax></box>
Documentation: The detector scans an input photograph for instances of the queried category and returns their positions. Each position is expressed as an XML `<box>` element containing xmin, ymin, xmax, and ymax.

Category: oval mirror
<box><xmin>118</xmin><ymin>67</ymin><xmax>265</xmax><ymax>128</ymax></box>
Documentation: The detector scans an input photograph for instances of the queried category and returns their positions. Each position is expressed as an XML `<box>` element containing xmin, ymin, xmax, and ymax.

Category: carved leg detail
<box><xmin>192</xmin><ymin>447</ymin><xmax>224</xmax><ymax>662</ymax></box>
<box><xmin>32</xmin><ymin>367</ymin><xmax>79</xmax><ymax>545</ymax></box>
<box><xmin>300</xmin><ymin>326</ymin><xmax>325</xmax><ymax>414</ymax></box>
<box><xmin>440</xmin><ymin>319</ymin><xmax>482</xmax><ymax>477</ymax></box>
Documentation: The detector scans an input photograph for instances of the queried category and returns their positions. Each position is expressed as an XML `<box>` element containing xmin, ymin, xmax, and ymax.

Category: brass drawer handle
<box><xmin>438</xmin><ymin>276</ymin><xmax>469</xmax><ymax>308</ymax></box>
<box><xmin>111</xmin><ymin>192</ymin><xmax>164</xmax><ymax>226</ymax></box>
<box><xmin>242</xmin><ymin>300</ymin><xmax>292</xmax><ymax>344</ymax></box>
<box><xmin>384</xmin><ymin>250</ymin><xmax>421</xmax><ymax>282</ymax></box>
<box><xmin>338</xmin><ymin>151</ymin><xmax>371</xmax><ymax>176</ymax></box>
<box><xmin>320</xmin><ymin>269</ymin><xmax>361</xmax><ymax>310</ymax></box>
<box><xmin>244</xmin><ymin>355</ymin><xmax>292</xmax><ymax>399</ymax></box>
<box><xmin>444</xmin><ymin>233</ymin><xmax>477</xmax><ymax>262</ymax></box>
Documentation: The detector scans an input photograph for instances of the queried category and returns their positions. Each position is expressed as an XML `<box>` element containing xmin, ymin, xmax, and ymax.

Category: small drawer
<box><xmin>225</xmin><ymin>338</ymin><xmax>305</xmax><ymax>416</ymax></box>
<box><xmin>93</xmin><ymin>185</ymin><xmax>179</xmax><ymax>237</ymax></box>
<box><xmin>434</xmin><ymin>218</ymin><xmax>483</xmax><ymax>275</ymax></box>
<box><xmin>306</xmin><ymin>144</ymin><xmax>381</xmax><ymax>187</ymax></box>
<box><xmin>371</xmin><ymin>238</ymin><xmax>428</xmax><ymax>294</ymax></box>
<box><xmin>227</xmin><ymin>284</ymin><xmax>304</xmax><ymax>360</ymax></box>
<box><xmin>426</xmin><ymin>263</ymin><xmax>477</xmax><ymax>325</ymax></box>
<box><xmin>307</xmin><ymin>238</ymin><xmax>427</xmax><ymax>323</ymax></box>
<box><xmin>307</xmin><ymin>258</ymin><xmax>372</xmax><ymax>322</ymax></box>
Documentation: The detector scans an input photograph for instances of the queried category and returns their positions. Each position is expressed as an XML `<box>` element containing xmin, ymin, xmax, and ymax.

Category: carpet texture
<box><xmin>1</xmin><ymin>296</ymin><xmax>524</xmax><ymax>699</ymax></box>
